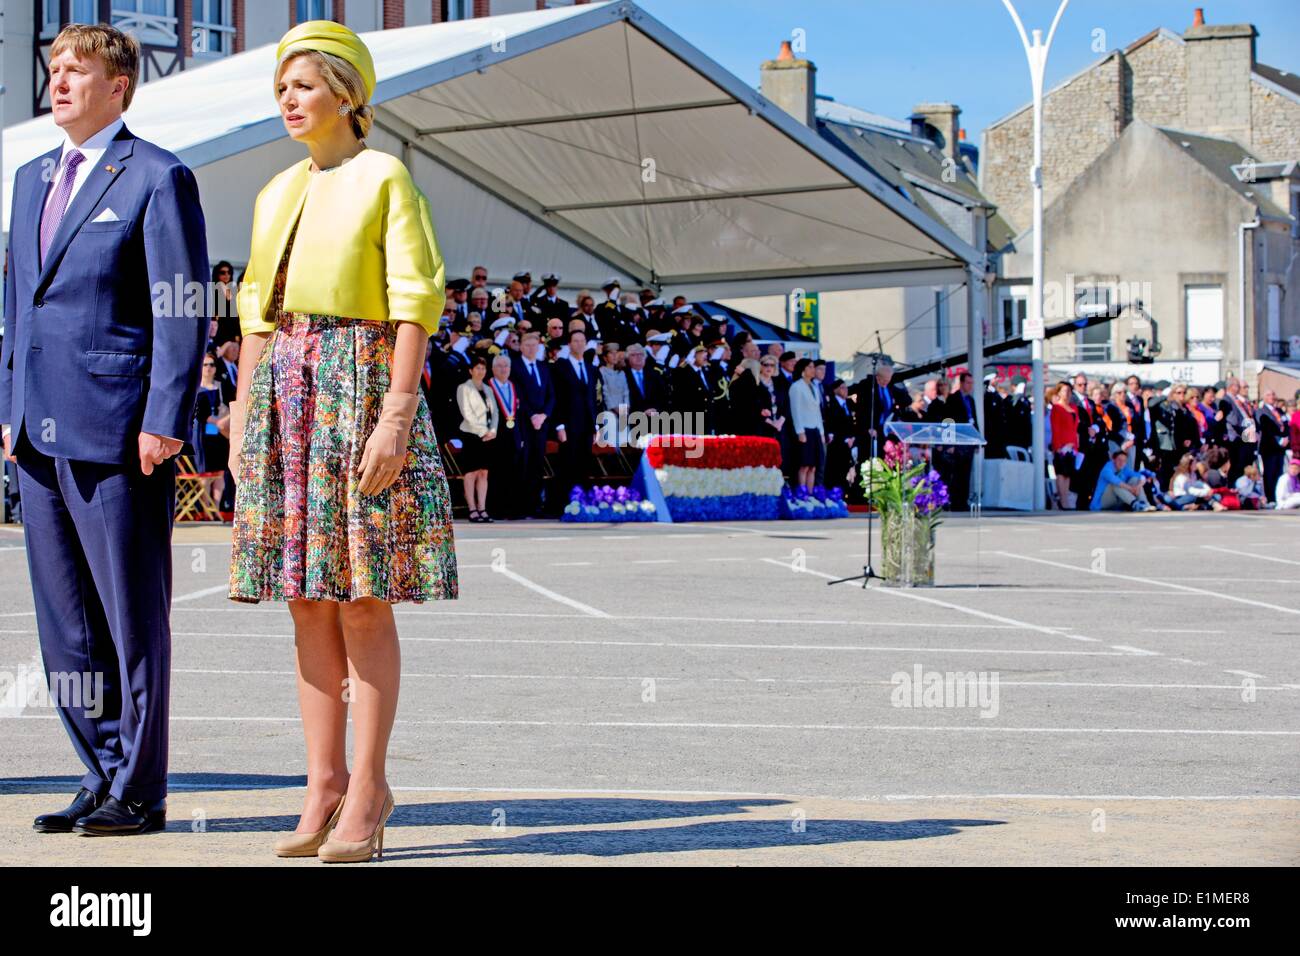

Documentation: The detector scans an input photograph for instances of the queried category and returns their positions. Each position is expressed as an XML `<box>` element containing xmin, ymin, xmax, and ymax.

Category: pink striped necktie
<box><xmin>40</xmin><ymin>148</ymin><xmax>86</xmax><ymax>266</ymax></box>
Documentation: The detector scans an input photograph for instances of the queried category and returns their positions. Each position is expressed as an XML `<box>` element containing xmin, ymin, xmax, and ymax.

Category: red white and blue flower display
<box><xmin>624</xmin><ymin>435</ymin><xmax>847</xmax><ymax>522</ymax></box>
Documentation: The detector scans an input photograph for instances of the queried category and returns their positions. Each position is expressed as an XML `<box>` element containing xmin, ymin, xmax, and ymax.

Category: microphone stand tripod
<box><xmin>828</xmin><ymin>337</ymin><xmax>885</xmax><ymax>588</ymax></box>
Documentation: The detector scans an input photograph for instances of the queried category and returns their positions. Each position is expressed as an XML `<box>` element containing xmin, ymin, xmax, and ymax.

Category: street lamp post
<box><xmin>1003</xmin><ymin>0</ymin><xmax>1068</xmax><ymax>512</ymax></box>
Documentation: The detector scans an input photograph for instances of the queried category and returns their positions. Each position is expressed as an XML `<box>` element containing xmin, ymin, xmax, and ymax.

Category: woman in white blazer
<box><xmin>456</xmin><ymin>354</ymin><xmax>498</xmax><ymax>521</ymax></box>
<box><xmin>789</xmin><ymin>357</ymin><xmax>825</xmax><ymax>491</ymax></box>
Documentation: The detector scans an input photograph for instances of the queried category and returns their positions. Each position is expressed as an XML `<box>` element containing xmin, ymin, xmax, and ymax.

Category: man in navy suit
<box><xmin>0</xmin><ymin>26</ymin><xmax>208</xmax><ymax>836</ymax></box>
<box><xmin>551</xmin><ymin>328</ymin><xmax>599</xmax><ymax>513</ymax></box>
<box><xmin>510</xmin><ymin>331</ymin><xmax>556</xmax><ymax>517</ymax></box>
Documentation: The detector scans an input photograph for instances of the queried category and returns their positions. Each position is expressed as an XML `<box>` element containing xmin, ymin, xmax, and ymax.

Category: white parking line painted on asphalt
<box><xmin>996</xmin><ymin>551</ymin><xmax>1300</xmax><ymax>616</ymax></box>
<box><xmin>16</xmin><ymin>713</ymin><xmax>1290</xmax><ymax>735</ymax></box>
<box><xmin>161</xmin><ymin>607</ymin><xmax>1047</xmax><ymax>630</ymax></box>
<box><xmin>760</xmin><ymin>558</ymin><xmax>1102</xmax><ymax>646</ymax></box>
<box><xmin>1109</xmin><ymin>645</ymin><xmax>1162</xmax><ymax>656</ymax></box>
<box><xmin>1142</xmin><ymin>628</ymin><xmax>1226</xmax><ymax>634</ymax></box>
<box><xmin>1224</xmin><ymin>670</ymin><xmax>1267</xmax><ymax>679</ymax></box>
<box><xmin>548</xmin><ymin>561</ymin><xmax>593</xmax><ymax>567</ymax></box>
<box><xmin>632</xmin><ymin>559</ymin><xmax>676</xmax><ymax>564</ymax></box>
<box><xmin>1201</xmin><ymin>545</ymin><xmax>1300</xmax><ymax>568</ymax></box>
<box><xmin>173</xmin><ymin>584</ymin><xmax>230</xmax><ymax>603</ymax></box>
<box><xmin>165</xmin><ymin>668</ymin><xmax>1300</xmax><ymax>691</ymax></box>
<box><xmin>491</xmin><ymin>564</ymin><xmax>611</xmax><ymax>618</ymax></box>
<box><xmin>392</xmin><ymin>634</ymin><xmax>1138</xmax><ymax>658</ymax></box>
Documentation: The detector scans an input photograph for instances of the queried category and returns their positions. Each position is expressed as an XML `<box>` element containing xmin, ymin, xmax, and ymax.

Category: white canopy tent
<box><xmin>3</xmin><ymin>0</ymin><xmax>980</xmax><ymax>299</ymax></box>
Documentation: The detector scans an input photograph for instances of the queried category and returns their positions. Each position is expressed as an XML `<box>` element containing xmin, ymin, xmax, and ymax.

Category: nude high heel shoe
<box><xmin>274</xmin><ymin>793</ymin><xmax>346</xmax><ymax>858</ymax></box>
<box><xmin>318</xmin><ymin>787</ymin><xmax>394</xmax><ymax>864</ymax></box>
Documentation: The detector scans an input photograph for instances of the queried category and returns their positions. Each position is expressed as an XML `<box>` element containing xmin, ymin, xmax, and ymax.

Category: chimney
<box><xmin>910</xmin><ymin>103</ymin><xmax>962</xmax><ymax>163</ymax></box>
<box><xmin>1184</xmin><ymin>11</ymin><xmax>1256</xmax><ymax>143</ymax></box>
<box><xmin>760</xmin><ymin>41</ymin><xmax>817</xmax><ymax>127</ymax></box>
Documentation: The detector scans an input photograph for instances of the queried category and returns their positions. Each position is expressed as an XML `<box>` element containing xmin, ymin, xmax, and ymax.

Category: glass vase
<box><xmin>880</xmin><ymin>505</ymin><xmax>935</xmax><ymax>587</ymax></box>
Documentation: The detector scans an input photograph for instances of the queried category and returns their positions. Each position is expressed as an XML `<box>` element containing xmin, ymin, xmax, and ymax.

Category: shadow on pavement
<box><xmin>204</xmin><ymin>797</ymin><xmax>792</xmax><ymax>833</ymax></box>
<box><xmin>382</xmin><ymin>816</ymin><xmax>1007</xmax><ymax>860</ymax></box>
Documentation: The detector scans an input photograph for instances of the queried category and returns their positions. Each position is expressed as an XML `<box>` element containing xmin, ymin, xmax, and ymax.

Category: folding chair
<box><xmin>174</xmin><ymin>455</ymin><xmax>224</xmax><ymax>522</ymax></box>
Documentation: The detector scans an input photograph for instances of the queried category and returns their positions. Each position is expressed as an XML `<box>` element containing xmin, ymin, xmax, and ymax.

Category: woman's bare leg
<box><xmin>332</xmin><ymin>596</ymin><xmax>401</xmax><ymax>841</ymax></box>
<box><xmin>287</xmin><ymin>598</ymin><xmax>350</xmax><ymax>832</ymax></box>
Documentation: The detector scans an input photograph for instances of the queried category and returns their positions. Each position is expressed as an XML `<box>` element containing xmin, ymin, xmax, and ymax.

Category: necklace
<box><xmin>312</xmin><ymin>145</ymin><xmax>366</xmax><ymax>174</ymax></box>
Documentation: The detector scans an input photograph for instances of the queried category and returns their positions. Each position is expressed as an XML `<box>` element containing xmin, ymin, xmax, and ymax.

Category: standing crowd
<box><xmin>1046</xmin><ymin>373</ymin><xmax>1300</xmax><ymax>512</ymax></box>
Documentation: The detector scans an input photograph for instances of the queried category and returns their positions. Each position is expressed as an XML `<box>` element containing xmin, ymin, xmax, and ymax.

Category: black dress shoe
<box><xmin>33</xmin><ymin>788</ymin><xmax>103</xmax><ymax>833</ymax></box>
<box><xmin>73</xmin><ymin>796</ymin><xmax>166</xmax><ymax>836</ymax></box>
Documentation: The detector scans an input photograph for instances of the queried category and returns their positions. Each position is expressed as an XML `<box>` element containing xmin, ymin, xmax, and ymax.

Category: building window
<box><xmin>192</xmin><ymin>0</ymin><xmax>235</xmax><ymax>56</ymax></box>
<box><xmin>1184</xmin><ymin>284</ymin><xmax>1224</xmax><ymax>359</ymax></box>
<box><xmin>297</xmin><ymin>0</ymin><xmax>333</xmax><ymax>21</ymax></box>
<box><xmin>999</xmin><ymin>286</ymin><xmax>1027</xmax><ymax>342</ymax></box>
<box><xmin>41</xmin><ymin>0</ymin><xmax>98</xmax><ymax>39</ymax></box>
<box><xmin>934</xmin><ymin>289</ymin><xmax>948</xmax><ymax>353</ymax></box>
<box><xmin>112</xmin><ymin>1</ymin><xmax>180</xmax><ymax>47</ymax></box>
<box><xmin>447</xmin><ymin>0</ymin><xmax>471</xmax><ymax>20</ymax></box>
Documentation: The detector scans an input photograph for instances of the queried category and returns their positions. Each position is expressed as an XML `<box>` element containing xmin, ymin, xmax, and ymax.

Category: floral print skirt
<box><xmin>229</xmin><ymin>313</ymin><xmax>458</xmax><ymax>604</ymax></box>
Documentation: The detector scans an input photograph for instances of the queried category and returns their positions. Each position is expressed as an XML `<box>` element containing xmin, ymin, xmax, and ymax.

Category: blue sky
<box><xmin>633</xmin><ymin>1</ymin><xmax>1300</xmax><ymax>150</ymax></box>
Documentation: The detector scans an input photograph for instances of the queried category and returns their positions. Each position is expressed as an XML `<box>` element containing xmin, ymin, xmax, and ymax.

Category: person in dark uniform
<box><xmin>673</xmin><ymin>344</ymin><xmax>715</xmax><ymax>434</ymax></box>
<box><xmin>823</xmin><ymin>378</ymin><xmax>856</xmax><ymax>494</ymax></box>
<box><xmin>529</xmin><ymin>273</ymin><xmax>569</xmax><ymax>324</ymax></box>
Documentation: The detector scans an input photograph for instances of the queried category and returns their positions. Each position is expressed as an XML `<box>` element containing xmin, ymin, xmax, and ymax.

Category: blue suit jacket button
<box><xmin>35</xmin><ymin>299</ymin><xmax>44</xmax><ymax>307</ymax></box>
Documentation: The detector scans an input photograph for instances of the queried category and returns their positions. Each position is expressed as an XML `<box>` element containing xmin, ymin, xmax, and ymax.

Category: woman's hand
<box><xmin>227</xmin><ymin>400</ymin><xmax>247</xmax><ymax>484</ymax></box>
<box><xmin>484</xmin><ymin>429</ymin><xmax>497</xmax><ymax>442</ymax></box>
<box><xmin>358</xmin><ymin>391</ymin><xmax>420</xmax><ymax>495</ymax></box>
<box><xmin>798</xmin><ymin>431</ymin><xmax>807</xmax><ymax>443</ymax></box>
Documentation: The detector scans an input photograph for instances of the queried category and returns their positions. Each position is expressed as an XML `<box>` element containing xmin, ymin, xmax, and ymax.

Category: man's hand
<box><xmin>139</xmin><ymin>433</ymin><xmax>183</xmax><ymax>475</ymax></box>
<box><xmin>556</xmin><ymin>428</ymin><xmax>567</xmax><ymax>443</ymax></box>
<box><xmin>3</xmin><ymin>429</ymin><xmax>14</xmax><ymax>464</ymax></box>
<box><xmin>530</xmin><ymin>413</ymin><xmax>545</xmax><ymax>430</ymax></box>
<box><xmin>798</xmin><ymin>432</ymin><xmax>807</xmax><ymax>443</ymax></box>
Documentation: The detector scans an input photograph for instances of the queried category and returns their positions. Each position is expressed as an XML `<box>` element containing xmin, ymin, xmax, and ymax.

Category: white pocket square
<box><xmin>91</xmin><ymin>207</ymin><xmax>120</xmax><ymax>223</ymax></box>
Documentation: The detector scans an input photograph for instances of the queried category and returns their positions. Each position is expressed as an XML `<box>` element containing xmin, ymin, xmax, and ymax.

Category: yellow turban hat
<box><xmin>275</xmin><ymin>20</ymin><xmax>376</xmax><ymax>100</ymax></box>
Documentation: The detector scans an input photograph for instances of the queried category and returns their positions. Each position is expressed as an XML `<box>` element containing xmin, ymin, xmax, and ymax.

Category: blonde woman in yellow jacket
<box><xmin>225</xmin><ymin>22</ymin><xmax>457</xmax><ymax>864</ymax></box>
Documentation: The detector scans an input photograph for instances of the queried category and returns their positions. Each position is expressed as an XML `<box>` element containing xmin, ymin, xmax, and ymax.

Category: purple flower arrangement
<box><xmin>561</xmin><ymin>485</ymin><xmax>658</xmax><ymax>522</ymax></box>
<box><xmin>909</xmin><ymin>470</ymin><xmax>950</xmax><ymax>516</ymax></box>
<box><xmin>778</xmin><ymin>484</ymin><xmax>850</xmax><ymax>520</ymax></box>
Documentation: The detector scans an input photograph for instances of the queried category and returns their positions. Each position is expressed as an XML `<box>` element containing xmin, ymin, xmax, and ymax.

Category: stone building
<box><xmin>984</xmin><ymin>8</ymin><xmax>1300</xmax><ymax>386</ymax></box>
<box><xmin>982</xmin><ymin>9</ymin><xmax>1300</xmax><ymax>234</ymax></box>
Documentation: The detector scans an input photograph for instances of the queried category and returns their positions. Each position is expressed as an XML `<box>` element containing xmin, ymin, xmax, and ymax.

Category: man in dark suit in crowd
<box><xmin>1256</xmin><ymin>388</ymin><xmax>1289</xmax><ymax>504</ymax></box>
<box><xmin>213</xmin><ymin>338</ymin><xmax>239</xmax><ymax>405</ymax></box>
<box><xmin>551</xmin><ymin>328</ymin><xmax>599</xmax><ymax>511</ymax></box>
<box><xmin>673</xmin><ymin>344</ymin><xmax>715</xmax><ymax>435</ymax></box>
<box><xmin>510</xmin><ymin>330</ymin><xmax>556</xmax><ymax>517</ymax></box>
<box><xmin>1123</xmin><ymin>375</ymin><xmax>1148</xmax><ymax>466</ymax></box>
<box><xmin>851</xmin><ymin>359</ymin><xmax>909</xmax><ymax>451</ymax></box>
<box><xmin>624</xmin><ymin>343</ymin><xmax>668</xmax><ymax>417</ymax></box>
<box><xmin>942</xmin><ymin>371</ymin><xmax>979</xmax><ymax>511</ymax></box>
<box><xmin>823</xmin><ymin>378</ymin><xmax>856</xmax><ymax>494</ymax></box>
<box><xmin>1217</xmin><ymin>377</ymin><xmax>1255</xmax><ymax>480</ymax></box>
